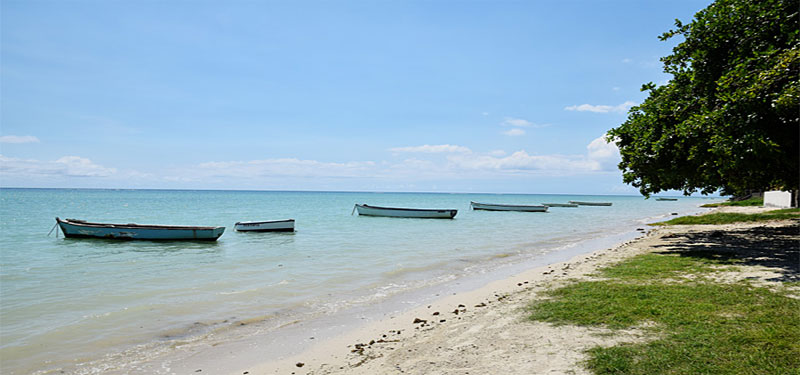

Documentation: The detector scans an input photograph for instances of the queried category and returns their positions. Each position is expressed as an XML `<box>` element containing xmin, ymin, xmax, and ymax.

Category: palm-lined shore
<box><xmin>242</xmin><ymin>206</ymin><xmax>799</xmax><ymax>374</ymax></box>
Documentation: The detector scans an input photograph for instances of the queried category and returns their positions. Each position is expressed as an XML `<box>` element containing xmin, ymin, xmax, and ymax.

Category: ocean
<box><xmin>0</xmin><ymin>188</ymin><xmax>716</xmax><ymax>374</ymax></box>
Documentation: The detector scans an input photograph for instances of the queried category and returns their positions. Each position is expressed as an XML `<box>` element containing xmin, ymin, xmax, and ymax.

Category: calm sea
<box><xmin>0</xmin><ymin>188</ymin><xmax>715</xmax><ymax>374</ymax></box>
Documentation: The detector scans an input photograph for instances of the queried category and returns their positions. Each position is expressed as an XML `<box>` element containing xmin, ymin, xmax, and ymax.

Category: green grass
<box><xmin>598</xmin><ymin>253</ymin><xmax>736</xmax><ymax>280</ymax></box>
<box><xmin>527</xmin><ymin>253</ymin><xmax>800</xmax><ymax>375</ymax></box>
<box><xmin>701</xmin><ymin>197</ymin><xmax>764</xmax><ymax>207</ymax></box>
<box><xmin>652</xmin><ymin>208</ymin><xmax>800</xmax><ymax>225</ymax></box>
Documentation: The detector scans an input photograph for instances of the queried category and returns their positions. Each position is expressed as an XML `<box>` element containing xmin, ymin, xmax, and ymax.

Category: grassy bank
<box><xmin>653</xmin><ymin>208</ymin><xmax>800</xmax><ymax>225</ymax></box>
<box><xmin>701</xmin><ymin>197</ymin><xmax>763</xmax><ymax>207</ymax></box>
<box><xmin>527</xmin><ymin>226</ymin><xmax>800</xmax><ymax>374</ymax></box>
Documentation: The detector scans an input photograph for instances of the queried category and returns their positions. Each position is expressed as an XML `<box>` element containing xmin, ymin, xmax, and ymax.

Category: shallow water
<box><xmin>0</xmin><ymin>188</ymin><xmax>715</xmax><ymax>374</ymax></box>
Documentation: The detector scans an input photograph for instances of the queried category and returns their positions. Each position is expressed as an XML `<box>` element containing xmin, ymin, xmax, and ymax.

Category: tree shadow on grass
<box><xmin>654</xmin><ymin>221</ymin><xmax>800</xmax><ymax>282</ymax></box>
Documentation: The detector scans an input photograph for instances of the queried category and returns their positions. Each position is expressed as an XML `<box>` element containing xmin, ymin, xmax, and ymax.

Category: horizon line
<box><xmin>0</xmin><ymin>186</ymin><xmax>713</xmax><ymax>198</ymax></box>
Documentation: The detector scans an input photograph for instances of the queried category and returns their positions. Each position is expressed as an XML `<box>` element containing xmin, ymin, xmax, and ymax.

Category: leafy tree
<box><xmin>608</xmin><ymin>0</ymin><xmax>799</xmax><ymax>197</ymax></box>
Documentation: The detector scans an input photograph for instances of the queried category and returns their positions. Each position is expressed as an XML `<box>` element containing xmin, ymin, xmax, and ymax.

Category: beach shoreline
<box><xmin>227</xmin><ymin>206</ymin><xmax>796</xmax><ymax>375</ymax></box>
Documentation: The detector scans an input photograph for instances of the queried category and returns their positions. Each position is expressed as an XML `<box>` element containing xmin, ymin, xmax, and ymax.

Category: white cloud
<box><xmin>502</xmin><ymin>128</ymin><xmax>526</xmax><ymax>136</ymax></box>
<box><xmin>389</xmin><ymin>144</ymin><xmax>472</xmax><ymax>154</ymax></box>
<box><xmin>502</xmin><ymin>117</ymin><xmax>533</xmax><ymax>127</ymax></box>
<box><xmin>197</xmin><ymin>158</ymin><xmax>377</xmax><ymax>178</ymax></box>
<box><xmin>564</xmin><ymin>101</ymin><xmax>636</xmax><ymax>113</ymax></box>
<box><xmin>622</xmin><ymin>58</ymin><xmax>632</xmax><ymax>63</ymax></box>
<box><xmin>0</xmin><ymin>135</ymin><xmax>40</xmax><ymax>144</ymax></box>
<box><xmin>586</xmin><ymin>134</ymin><xmax>620</xmax><ymax>171</ymax></box>
<box><xmin>189</xmin><ymin>136</ymin><xmax>619</xmax><ymax>185</ymax></box>
<box><xmin>446</xmin><ymin>151</ymin><xmax>596</xmax><ymax>172</ymax></box>
<box><xmin>587</xmin><ymin>136</ymin><xmax>618</xmax><ymax>160</ymax></box>
<box><xmin>501</xmin><ymin>117</ymin><xmax>550</xmax><ymax>128</ymax></box>
<box><xmin>0</xmin><ymin>155</ymin><xmax>116</xmax><ymax>177</ymax></box>
<box><xmin>435</xmin><ymin>134</ymin><xmax>621</xmax><ymax>174</ymax></box>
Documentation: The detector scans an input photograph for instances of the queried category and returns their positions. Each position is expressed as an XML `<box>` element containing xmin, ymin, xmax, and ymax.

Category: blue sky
<box><xmin>1</xmin><ymin>0</ymin><xmax>712</xmax><ymax>194</ymax></box>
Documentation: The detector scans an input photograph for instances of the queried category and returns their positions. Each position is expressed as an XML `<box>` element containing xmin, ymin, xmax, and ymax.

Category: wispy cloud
<box><xmin>197</xmin><ymin>158</ymin><xmax>377</xmax><ymax>178</ymax></box>
<box><xmin>191</xmin><ymin>136</ymin><xmax>619</xmax><ymax>185</ymax></box>
<box><xmin>392</xmin><ymin>136</ymin><xmax>619</xmax><ymax>175</ymax></box>
<box><xmin>0</xmin><ymin>135</ymin><xmax>40</xmax><ymax>144</ymax></box>
<box><xmin>444</xmin><ymin>136</ymin><xmax>618</xmax><ymax>173</ymax></box>
<box><xmin>0</xmin><ymin>155</ymin><xmax>116</xmax><ymax>177</ymax></box>
<box><xmin>0</xmin><ymin>136</ymin><xmax>621</xmax><ymax>187</ymax></box>
<box><xmin>564</xmin><ymin>101</ymin><xmax>636</xmax><ymax>113</ymax></box>
<box><xmin>446</xmin><ymin>151</ymin><xmax>596</xmax><ymax>172</ymax></box>
<box><xmin>501</xmin><ymin>117</ymin><xmax>549</xmax><ymax>128</ymax></box>
<box><xmin>502</xmin><ymin>128</ymin><xmax>525</xmax><ymax>136</ymax></box>
<box><xmin>389</xmin><ymin>144</ymin><xmax>472</xmax><ymax>154</ymax></box>
<box><xmin>502</xmin><ymin>117</ymin><xmax>533</xmax><ymax>127</ymax></box>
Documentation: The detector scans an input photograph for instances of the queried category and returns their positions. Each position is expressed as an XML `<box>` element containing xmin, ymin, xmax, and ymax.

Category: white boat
<box><xmin>234</xmin><ymin>219</ymin><xmax>295</xmax><ymax>232</ymax></box>
<box><xmin>354</xmin><ymin>204</ymin><xmax>457</xmax><ymax>219</ymax></box>
<box><xmin>568</xmin><ymin>201</ymin><xmax>613</xmax><ymax>206</ymax></box>
<box><xmin>471</xmin><ymin>201</ymin><xmax>548</xmax><ymax>212</ymax></box>
<box><xmin>542</xmin><ymin>203</ymin><xmax>578</xmax><ymax>208</ymax></box>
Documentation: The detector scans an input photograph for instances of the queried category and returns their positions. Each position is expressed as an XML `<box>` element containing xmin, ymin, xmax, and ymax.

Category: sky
<box><xmin>0</xmin><ymin>0</ymin><xmax>713</xmax><ymax>194</ymax></box>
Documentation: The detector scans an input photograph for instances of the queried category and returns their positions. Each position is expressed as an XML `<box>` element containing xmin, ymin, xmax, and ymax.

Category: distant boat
<box><xmin>234</xmin><ymin>219</ymin><xmax>295</xmax><ymax>232</ymax></box>
<box><xmin>354</xmin><ymin>204</ymin><xmax>457</xmax><ymax>219</ymax></box>
<box><xmin>655</xmin><ymin>197</ymin><xmax>678</xmax><ymax>201</ymax></box>
<box><xmin>55</xmin><ymin>217</ymin><xmax>225</xmax><ymax>241</ymax></box>
<box><xmin>568</xmin><ymin>201</ymin><xmax>613</xmax><ymax>206</ymax></box>
<box><xmin>471</xmin><ymin>201</ymin><xmax>548</xmax><ymax>212</ymax></box>
<box><xmin>542</xmin><ymin>203</ymin><xmax>578</xmax><ymax>208</ymax></box>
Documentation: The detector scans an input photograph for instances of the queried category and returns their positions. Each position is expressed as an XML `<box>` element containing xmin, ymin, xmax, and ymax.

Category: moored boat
<box><xmin>354</xmin><ymin>204</ymin><xmax>457</xmax><ymax>219</ymax></box>
<box><xmin>55</xmin><ymin>217</ymin><xmax>225</xmax><ymax>241</ymax></box>
<box><xmin>568</xmin><ymin>201</ymin><xmax>613</xmax><ymax>206</ymax></box>
<box><xmin>542</xmin><ymin>203</ymin><xmax>578</xmax><ymax>208</ymax></box>
<box><xmin>655</xmin><ymin>197</ymin><xmax>678</xmax><ymax>201</ymax></box>
<box><xmin>234</xmin><ymin>219</ymin><xmax>295</xmax><ymax>232</ymax></box>
<box><xmin>470</xmin><ymin>201</ymin><xmax>548</xmax><ymax>212</ymax></box>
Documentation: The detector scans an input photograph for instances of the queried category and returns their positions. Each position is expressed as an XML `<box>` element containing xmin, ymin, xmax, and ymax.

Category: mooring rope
<box><xmin>48</xmin><ymin>222</ymin><xmax>58</xmax><ymax>237</ymax></box>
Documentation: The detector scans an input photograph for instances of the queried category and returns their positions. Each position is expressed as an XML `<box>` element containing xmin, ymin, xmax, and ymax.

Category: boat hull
<box><xmin>656</xmin><ymin>198</ymin><xmax>678</xmax><ymax>201</ymax></box>
<box><xmin>471</xmin><ymin>202</ymin><xmax>548</xmax><ymax>212</ymax></box>
<box><xmin>568</xmin><ymin>201</ymin><xmax>613</xmax><ymax>206</ymax></box>
<box><xmin>56</xmin><ymin>218</ymin><xmax>225</xmax><ymax>241</ymax></box>
<box><xmin>355</xmin><ymin>204</ymin><xmax>457</xmax><ymax>219</ymax></box>
<box><xmin>234</xmin><ymin>219</ymin><xmax>295</xmax><ymax>232</ymax></box>
<box><xmin>542</xmin><ymin>203</ymin><xmax>578</xmax><ymax>207</ymax></box>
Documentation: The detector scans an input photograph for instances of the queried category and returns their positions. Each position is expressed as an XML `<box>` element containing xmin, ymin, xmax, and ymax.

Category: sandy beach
<box><xmin>236</xmin><ymin>206</ymin><xmax>798</xmax><ymax>375</ymax></box>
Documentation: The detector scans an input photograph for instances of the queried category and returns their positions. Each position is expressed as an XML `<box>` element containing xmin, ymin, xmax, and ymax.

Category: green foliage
<box><xmin>608</xmin><ymin>0</ymin><xmax>799</xmax><ymax>197</ymax></box>
<box><xmin>528</xmin><ymin>253</ymin><xmax>800</xmax><ymax>374</ymax></box>
<box><xmin>653</xmin><ymin>208</ymin><xmax>800</xmax><ymax>225</ymax></box>
<box><xmin>701</xmin><ymin>196</ymin><xmax>763</xmax><ymax>207</ymax></box>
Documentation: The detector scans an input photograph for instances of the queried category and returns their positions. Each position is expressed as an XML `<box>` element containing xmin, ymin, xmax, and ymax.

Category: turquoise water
<box><xmin>0</xmin><ymin>188</ymin><xmax>714</xmax><ymax>374</ymax></box>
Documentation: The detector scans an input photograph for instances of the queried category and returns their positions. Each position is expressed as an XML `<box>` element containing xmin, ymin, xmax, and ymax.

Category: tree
<box><xmin>608</xmin><ymin>0</ymin><xmax>799</xmax><ymax>197</ymax></box>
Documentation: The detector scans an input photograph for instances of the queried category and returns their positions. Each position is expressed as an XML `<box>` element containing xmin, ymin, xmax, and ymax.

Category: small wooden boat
<box><xmin>55</xmin><ymin>217</ymin><xmax>225</xmax><ymax>241</ymax></box>
<box><xmin>471</xmin><ymin>201</ymin><xmax>548</xmax><ymax>212</ymax></box>
<box><xmin>354</xmin><ymin>204</ymin><xmax>457</xmax><ymax>219</ymax></box>
<box><xmin>542</xmin><ymin>203</ymin><xmax>578</xmax><ymax>208</ymax></box>
<box><xmin>234</xmin><ymin>219</ymin><xmax>295</xmax><ymax>232</ymax></box>
<box><xmin>655</xmin><ymin>197</ymin><xmax>678</xmax><ymax>201</ymax></box>
<box><xmin>568</xmin><ymin>201</ymin><xmax>613</xmax><ymax>206</ymax></box>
